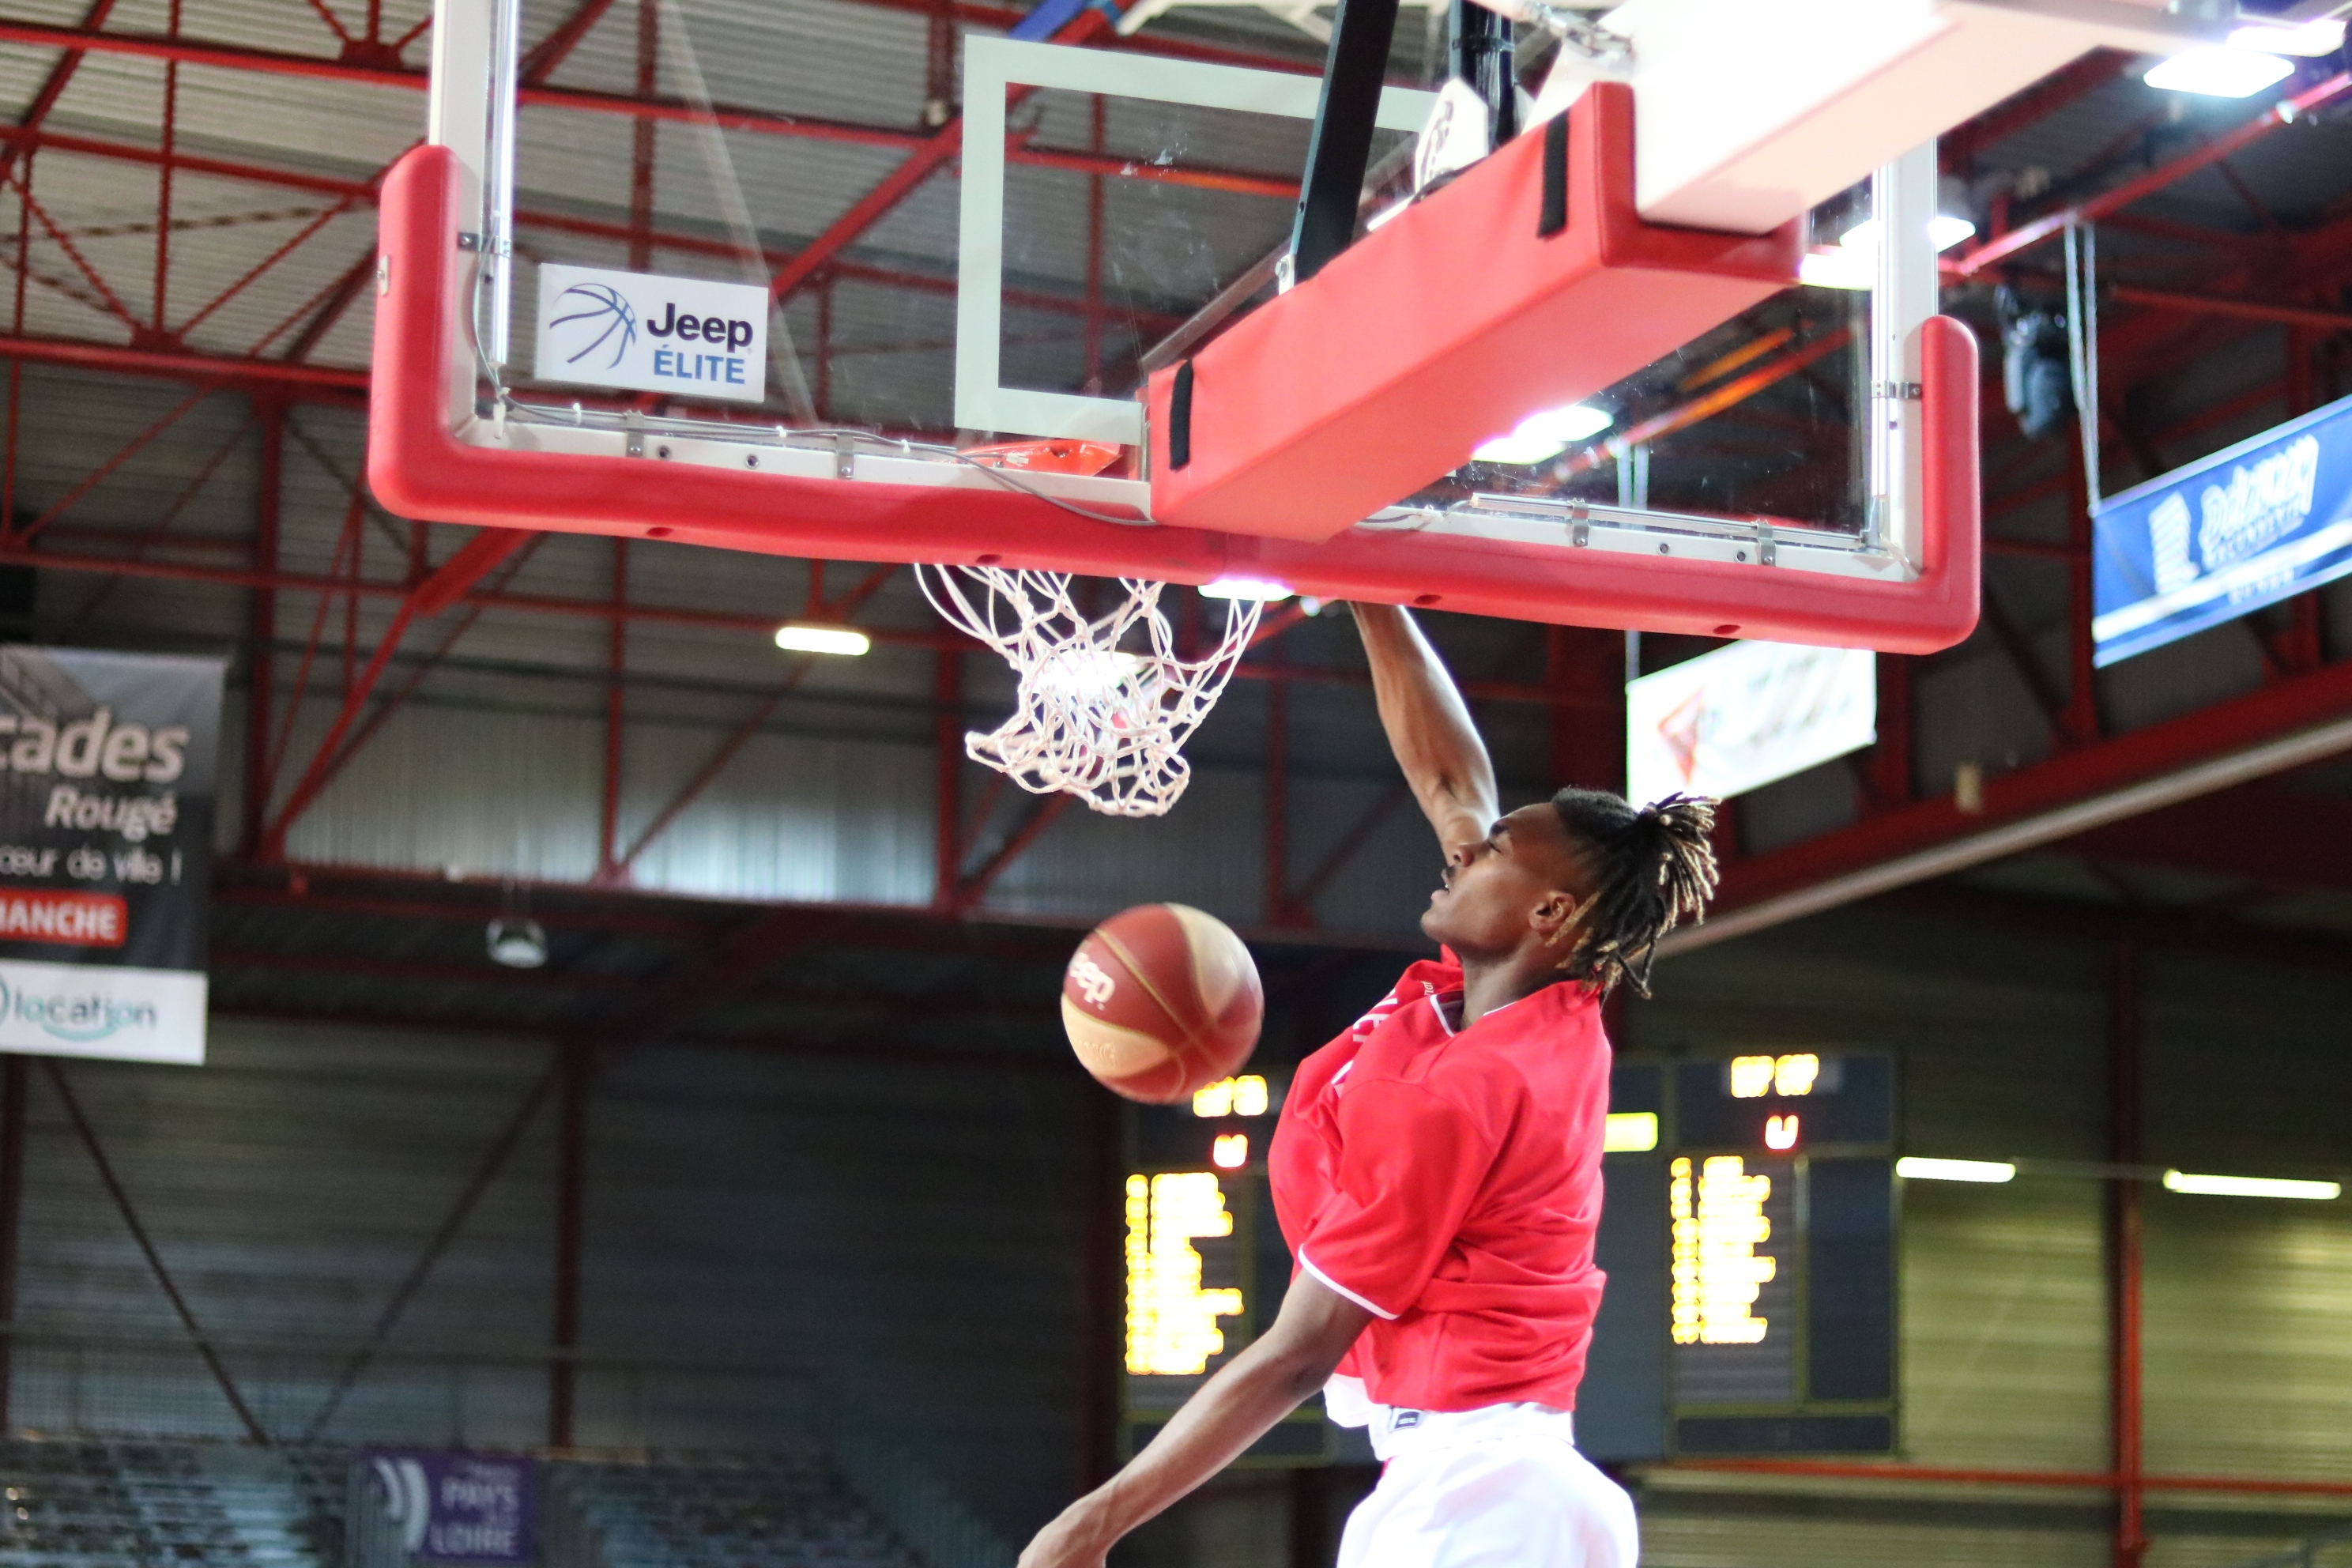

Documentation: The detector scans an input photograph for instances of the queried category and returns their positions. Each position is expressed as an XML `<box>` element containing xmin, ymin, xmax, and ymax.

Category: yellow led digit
<box><xmin>1669</xmin><ymin>1155</ymin><xmax>1776</xmax><ymax>1346</ymax></box>
<box><xmin>1123</xmin><ymin>1171</ymin><xmax>1244</xmax><ymax>1375</ymax></box>
<box><xmin>1232</xmin><ymin>1075</ymin><xmax>1270</xmax><ymax>1117</ymax></box>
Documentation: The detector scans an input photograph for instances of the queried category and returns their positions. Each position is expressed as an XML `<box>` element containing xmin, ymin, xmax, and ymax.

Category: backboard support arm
<box><xmin>1288</xmin><ymin>0</ymin><xmax>1404</xmax><ymax>283</ymax></box>
<box><xmin>1449</xmin><ymin>0</ymin><xmax>1517</xmax><ymax>149</ymax></box>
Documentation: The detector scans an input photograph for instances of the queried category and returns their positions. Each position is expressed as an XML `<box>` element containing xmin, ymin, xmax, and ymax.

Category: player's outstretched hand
<box><xmin>1016</xmin><ymin>1502</ymin><xmax>1113</xmax><ymax>1568</ymax></box>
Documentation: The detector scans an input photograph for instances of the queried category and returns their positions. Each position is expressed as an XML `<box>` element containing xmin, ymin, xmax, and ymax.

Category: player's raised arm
<box><xmin>1350</xmin><ymin>603</ymin><xmax>1498</xmax><ymax>857</ymax></box>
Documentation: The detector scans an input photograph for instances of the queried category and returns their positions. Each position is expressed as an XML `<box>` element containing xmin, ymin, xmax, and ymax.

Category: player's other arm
<box><xmin>1351</xmin><ymin>603</ymin><xmax>1498</xmax><ymax>856</ymax></box>
<box><xmin>1016</xmin><ymin>1275</ymin><xmax>1370</xmax><ymax>1568</ymax></box>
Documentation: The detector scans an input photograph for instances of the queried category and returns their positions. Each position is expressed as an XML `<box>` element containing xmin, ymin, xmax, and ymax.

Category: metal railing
<box><xmin>6</xmin><ymin>1327</ymin><xmax>1016</xmax><ymax>1568</ymax></box>
<box><xmin>832</xmin><ymin>1431</ymin><xmax>1018</xmax><ymax>1568</ymax></box>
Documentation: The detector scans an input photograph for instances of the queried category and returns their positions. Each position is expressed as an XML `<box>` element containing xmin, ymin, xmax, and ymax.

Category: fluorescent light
<box><xmin>1200</xmin><ymin>576</ymin><xmax>1294</xmax><ymax>601</ymax></box>
<box><xmin>1473</xmin><ymin>403</ymin><xmax>1612</xmax><ymax>466</ymax></box>
<box><xmin>775</xmin><ymin>624</ymin><xmax>872</xmax><ymax>655</ymax></box>
<box><xmin>1799</xmin><ymin>247</ymin><xmax>1874</xmax><ymax>291</ymax></box>
<box><xmin>1838</xmin><ymin>214</ymin><xmax>1978</xmax><ymax>256</ymax></box>
<box><xmin>2145</xmin><ymin>47</ymin><xmax>2294</xmax><ymax>98</ymax></box>
<box><xmin>2162</xmin><ymin>1169</ymin><xmax>2341</xmax><ymax>1200</ymax></box>
<box><xmin>485</xmin><ymin>917</ymin><xmax>548</xmax><ymax>969</ymax></box>
<box><xmin>1604</xmin><ymin>1111</ymin><xmax>1658</xmax><ymax>1153</ymax></box>
<box><xmin>1897</xmin><ymin>1156</ymin><xmax>2017</xmax><ymax>1184</ymax></box>
<box><xmin>2228</xmin><ymin>17</ymin><xmax>2343</xmax><ymax>57</ymax></box>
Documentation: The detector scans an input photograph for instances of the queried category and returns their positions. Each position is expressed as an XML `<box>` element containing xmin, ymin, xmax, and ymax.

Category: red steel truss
<box><xmin>0</xmin><ymin>8</ymin><xmax>2347</xmax><ymax>953</ymax></box>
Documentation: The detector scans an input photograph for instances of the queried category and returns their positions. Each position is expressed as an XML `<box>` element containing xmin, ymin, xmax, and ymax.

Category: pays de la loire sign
<box><xmin>532</xmin><ymin>262</ymin><xmax>769</xmax><ymax>404</ymax></box>
<box><xmin>2093</xmin><ymin>391</ymin><xmax>2352</xmax><ymax>667</ymax></box>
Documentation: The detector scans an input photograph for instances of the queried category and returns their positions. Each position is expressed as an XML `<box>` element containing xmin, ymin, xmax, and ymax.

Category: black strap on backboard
<box><xmin>1448</xmin><ymin>0</ymin><xmax>1517</xmax><ymax>148</ymax></box>
<box><xmin>1168</xmin><ymin>360</ymin><xmax>1194</xmax><ymax>470</ymax></box>
<box><xmin>1288</xmin><ymin>0</ymin><xmax>1404</xmax><ymax>285</ymax></box>
<box><xmin>1539</xmin><ymin>112</ymin><xmax>1570</xmax><ymax>238</ymax></box>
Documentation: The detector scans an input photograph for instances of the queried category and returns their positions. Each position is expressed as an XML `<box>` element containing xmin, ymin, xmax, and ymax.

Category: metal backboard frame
<box><xmin>953</xmin><ymin>37</ymin><xmax>1434</xmax><ymax>446</ymax></box>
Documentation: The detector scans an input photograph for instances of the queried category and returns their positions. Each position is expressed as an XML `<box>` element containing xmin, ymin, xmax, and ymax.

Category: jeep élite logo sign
<box><xmin>532</xmin><ymin>262</ymin><xmax>769</xmax><ymax>404</ymax></box>
<box><xmin>0</xmin><ymin>647</ymin><xmax>222</xmax><ymax>1065</ymax></box>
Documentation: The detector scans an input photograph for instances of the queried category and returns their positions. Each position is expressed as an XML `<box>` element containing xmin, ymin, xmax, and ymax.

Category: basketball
<box><xmin>1061</xmin><ymin>903</ymin><xmax>1264</xmax><ymax>1104</ymax></box>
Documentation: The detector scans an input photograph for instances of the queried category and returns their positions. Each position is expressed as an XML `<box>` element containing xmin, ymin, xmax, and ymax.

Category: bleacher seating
<box><xmin>0</xmin><ymin>1437</ymin><xmax>336</xmax><ymax>1568</ymax></box>
<box><xmin>546</xmin><ymin>1449</ymin><xmax>928</xmax><ymax>1568</ymax></box>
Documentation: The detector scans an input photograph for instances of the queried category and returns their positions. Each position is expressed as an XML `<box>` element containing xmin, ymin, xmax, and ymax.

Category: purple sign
<box><xmin>367</xmin><ymin>1451</ymin><xmax>535</xmax><ymax>1563</ymax></box>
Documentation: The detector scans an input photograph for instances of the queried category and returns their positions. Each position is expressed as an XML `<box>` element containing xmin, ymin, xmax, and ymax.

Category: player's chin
<box><xmin>1419</xmin><ymin>903</ymin><xmax>1454</xmax><ymax>944</ymax></box>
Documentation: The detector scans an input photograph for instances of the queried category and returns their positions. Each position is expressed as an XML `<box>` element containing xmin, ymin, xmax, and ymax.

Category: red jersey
<box><xmin>1268</xmin><ymin>956</ymin><xmax>1611</xmax><ymax>1412</ymax></box>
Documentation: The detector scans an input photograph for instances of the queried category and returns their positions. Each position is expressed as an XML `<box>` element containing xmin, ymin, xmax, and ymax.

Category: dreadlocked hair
<box><xmin>1548</xmin><ymin>788</ymin><xmax>1721</xmax><ymax>999</ymax></box>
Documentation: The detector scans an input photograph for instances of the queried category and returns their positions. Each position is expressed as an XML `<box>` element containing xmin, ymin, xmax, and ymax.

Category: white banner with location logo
<box><xmin>0</xmin><ymin>957</ymin><xmax>205</xmax><ymax>1064</ymax></box>
<box><xmin>533</xmin><ymin>262</ymin><xmax>769</xmax><ymax>404</ymax></box>
<box><xmin>1626</xmin><ymin>642</ymin><xmax>1876</xmax><ymax>806</ymax></box>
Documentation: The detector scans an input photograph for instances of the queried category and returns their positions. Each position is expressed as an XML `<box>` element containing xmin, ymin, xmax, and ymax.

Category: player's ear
<box><xmin>1530</xmin><ymin>888</ymin><xmax>1592</xmax><ymax>950</ymax></box>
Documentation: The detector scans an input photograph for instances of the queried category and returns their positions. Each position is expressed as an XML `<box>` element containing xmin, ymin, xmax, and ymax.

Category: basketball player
<box><xmin>1018</xmin><ymin>604</ymin><xmax>1717</xmax><ymax>1568</ymax></box>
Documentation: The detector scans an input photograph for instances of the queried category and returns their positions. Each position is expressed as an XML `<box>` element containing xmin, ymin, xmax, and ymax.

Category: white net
<box><xmin>916</xmin><ymin>565</ymin><xmax>1265</xmax><ymax>817</ymax></box>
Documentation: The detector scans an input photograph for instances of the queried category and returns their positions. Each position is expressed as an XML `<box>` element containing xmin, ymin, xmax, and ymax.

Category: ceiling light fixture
<box><xmin>486</xmin><ymin>917</ymin><xmax>548</xmax><ymax>969</ymax></box>
<box><xmin>2226</xmin><ymin>17</ymin><xmax>2345</xmax><ymax>57</ymax></box>
<box><xmin>1802</xmin><ymin>211</ymin><xmax>1978</xmax><ymax>291</ymax></box>
<box><xmin>2144</xmin><ymin>47</ymin><xmax>2296</xmax><ymax>98</ymax></box>
<box><xmin>1896</xmin><ymin>1156</ymin><xmax>2017</xmax><ymax>1183</ymax></box>
<box><xmin>774</xmin><ymin>624</ymin><xmax>873</xmax><ymax>656</ymax></box>
<box><xmin>1200</xmin><ymin>577</ymin><xmax>1295</xmax><ymax>601</ymax></box>
<box><xmin>2162</xmin><ymin>1169</ymin><xmax>2341</xmax><ymax>1200</ymax></box>
<box><xmin>1473</xmin><ymin>403</ymin><xmax>1613</xmax><ymax>465</ymax></box>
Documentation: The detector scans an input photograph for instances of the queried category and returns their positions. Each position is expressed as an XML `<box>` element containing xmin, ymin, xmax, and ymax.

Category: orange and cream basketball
<box><xmin>1061</xmin><ymin>903</ymin><xmax>1263</xmax><ymax>1104</ymax></box>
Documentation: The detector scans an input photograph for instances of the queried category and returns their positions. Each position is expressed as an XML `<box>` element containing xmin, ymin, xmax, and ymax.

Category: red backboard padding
<box><xmin>1143</xmin><ymin>85</ymin><xmax>1804</xmax><ymax>541</ymax></box>
<box><xmin>370</xmin><ymin>144</ymin><xmax>1977</xmax><ymax>651</ymax></box>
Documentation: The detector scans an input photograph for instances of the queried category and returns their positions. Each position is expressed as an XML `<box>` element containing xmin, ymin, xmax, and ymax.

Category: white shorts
<box><xmin>1328</xmin><ymin>1385</ymin><xmax>1638</xmax><ymax>1568</ymax></box>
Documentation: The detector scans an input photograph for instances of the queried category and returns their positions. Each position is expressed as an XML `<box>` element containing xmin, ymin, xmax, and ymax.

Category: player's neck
<box><xmin>1457</xmin><ymin>953</ymin><xmax>1562</xmax><ymax>1027</ymax></box>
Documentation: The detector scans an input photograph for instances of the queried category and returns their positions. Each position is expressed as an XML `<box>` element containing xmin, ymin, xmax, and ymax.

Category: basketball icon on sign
<box><xmin>546</xmin><ymin>282</ymin><xmax>637</xmax><ymax>370</ymax></box>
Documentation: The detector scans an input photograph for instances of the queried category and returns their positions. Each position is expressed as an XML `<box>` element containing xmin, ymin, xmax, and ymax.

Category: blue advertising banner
<box><xmin>2093</xmin><ymin>391</ymin><xmax>2352</xmax><ymax>667</ymax></box>
<box><xmin>366</xmin><ymin>1451</ymin><xmax>535</xmax><ymax>1563</ymax></box>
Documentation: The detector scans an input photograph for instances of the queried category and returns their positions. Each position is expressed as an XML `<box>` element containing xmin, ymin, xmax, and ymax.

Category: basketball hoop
<box><xmin>917</xmin><ymin>564</ymin><xmax>1263</xmax><ymax>818</ymax></box>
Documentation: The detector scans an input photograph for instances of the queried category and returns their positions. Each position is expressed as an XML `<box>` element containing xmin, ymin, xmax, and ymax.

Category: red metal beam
<box><xmin>1560</xmin><ymin>330</ymin><xmax>1853</xmax><ymax>477</ymax></box>
<box><xmin>1281</xmin><ymin>783</ymin><xmax>1410</xmax><ymax>923</ymax></box>
<box><xmin>1955</xmin><ymin>73</ymin><xmax>2352</xmax><ymax>277</ymax></box>
<box><xmin>947</xmin><ymin>793</ymin><xmax>1071</xmax><ymax>914</ymax></box>
<box><xmin>2106</xmin><ymin>282</ymin><xmax>2352</xmax><ymax>334</ymax></box>
<box><xmin>548</xmin><ymin>1046</ymin><xmax>587</xmax><ymax>1449</ymax></box>
<box><xmin>611</xmin><ymin>565</ymin><xmax>899</xmax><ymax>873</ymax></box>
<box><xmin>1941</xmin><ymin>50</ymin><xmax>2131</xmax><ymax>174</ymax></box>
<box><xmin>596</xmin><ymin>540</ymin><xmax>628</xmax><ymax>882</ymax></box>
<box><xmin>1675</xmin><ymin>653</ymin><xmax>2352</xmax><ymax>951</ymax></box>
<box><xmin>2107</xmin><ymin>939</ymin><xmax>2146</xmax><ymax>1568</ymax></box>
<box><xmin>2066</xmin><ymin>780</ymin><xmax>2352</xmax><ymax>892</ymax></box>
<box><xmin>0</xmin><ymin>327</ymin><xmax>368</xmax><ymax>391</ymax></box>
<box><xmin>0</xmin><ymin>18</ymin><xmax>1299</xmax><ymax>189</ymax></box>
<box><xmin>243</xmin><ymin>402</ymin><xmax>283</xmax><ymax>853</ymax></box>
<box><xmin>1656</xmin><ymin>1460</ymin><xmax>2352</xmax><ymax>1498</ymax></box>
<box><xmin>518</xmin><ymin>0</ymin><xmax>620</xmax><ymax>85</ymax></box>
<box><xmin>763</xmin><ymin>1</ymin><xmax>1128</xmax><ymax>307</ymax></box>
<box><xmin>0</xmin><ymin>0</ymin><xmax>122</xmax><ymax>186</ymax></box>
<box><xmin>258</xmin><ymin>529</ymin><xmax>534</xmax><ymax>854</ymax></box>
